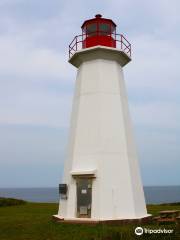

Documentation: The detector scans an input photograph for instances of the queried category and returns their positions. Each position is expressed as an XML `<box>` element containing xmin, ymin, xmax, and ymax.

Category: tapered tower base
<box><xmin>57</xmin><ymin>46</ymin><xmax>148</xmax><ymax>220</ymax></box>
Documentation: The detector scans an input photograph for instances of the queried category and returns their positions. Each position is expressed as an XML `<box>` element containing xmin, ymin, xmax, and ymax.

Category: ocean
<box><xmin>0</xmin><ymin>186</ymin><xmax>180</xmax><ymax>204</ymax></box>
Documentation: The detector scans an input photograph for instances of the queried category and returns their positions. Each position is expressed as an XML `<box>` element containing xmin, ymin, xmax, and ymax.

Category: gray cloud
<box><xmin>0</xmin><ymin>0</ymin><xmax>179</xmax><ymax>186</ymax></box>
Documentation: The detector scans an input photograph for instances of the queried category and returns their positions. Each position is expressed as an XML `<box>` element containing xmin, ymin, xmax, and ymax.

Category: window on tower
<box><xmin>99</xmin><ymin>23</ymin><xmax>110</xmax><ymax>36</ymax></box>
<box><xmin>86</xmin><ymin>23</ymin><xmax>97</xmax><ymax>37</ymax></box>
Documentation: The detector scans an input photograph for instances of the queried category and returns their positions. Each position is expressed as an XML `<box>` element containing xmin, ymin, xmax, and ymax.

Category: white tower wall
<box><xmin>57</xmin><ymin>46</ymin><xmax>148</xmax><ymax>220</ymax></box>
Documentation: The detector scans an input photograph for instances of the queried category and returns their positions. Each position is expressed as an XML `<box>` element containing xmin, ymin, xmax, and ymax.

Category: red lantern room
<box><xmin>81</xmin><ymin>14</ymin><xmax>116</xmax><ymax>48</ymax></box>
<box><xmin>69</xmin><ymin>14</ymin><xmax>131</xmax><ymax>59</ymax></box>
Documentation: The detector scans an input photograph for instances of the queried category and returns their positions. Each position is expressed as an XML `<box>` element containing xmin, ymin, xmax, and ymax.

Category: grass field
<box><xmin>0</xmin><ymin>202</ymin><xmax>180</xmax><ymax>240</ymax></box>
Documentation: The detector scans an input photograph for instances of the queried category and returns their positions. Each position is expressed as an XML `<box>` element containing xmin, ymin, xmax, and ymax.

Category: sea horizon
<box><xmin>0</xmin><ymin>186</ymin><xmax>180</xmax><ymax>205</ymax></box>
<box><xmin>1</xmin><ymin>185</ymin><xmax>180</xmax><ymax>188</ymax></box>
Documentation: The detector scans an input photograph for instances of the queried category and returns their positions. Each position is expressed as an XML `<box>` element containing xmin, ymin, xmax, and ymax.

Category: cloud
<box><xmin>106</xmin><ymin>0</ymin><xmax>180</xmax><ymax>35</ymax></box>
<box><xmin>0</xmin><ymin>124</ymin><xmax>67</xmax><ymax>164</ymax></box>
<box><xmin>0</xmin><ymin>35</ymin><xmax>73</xmax><ymax>80</ymax></box>
<box><xmin>125</xmin><ymin>34</ymin><xmax>180</xmax><ymax>93</ymax></box>
<box><xmin>0</xmin><ymin>0</ymin><xmax>179</xmax><ymax>186</ymax></box>
<box><xmin>131</xmin><ymin>101</ymin><xmax>180</xmax><ymax>130</ymax></box>
<box><xmin>0</xmin><ymin>0</ymin><xmax>179</xmax><ymax>130</ymax></box>
<box><xmin>0</xmin><ymin>89</ymin><xmax>73</xmax><ymax>127</ymax></box>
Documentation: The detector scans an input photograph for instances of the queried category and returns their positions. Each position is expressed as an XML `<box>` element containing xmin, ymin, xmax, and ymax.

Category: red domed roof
<box><xmin>81</xmin><ymin>14</ymin><xmax>116</xmax><ymax>29</ymax></box>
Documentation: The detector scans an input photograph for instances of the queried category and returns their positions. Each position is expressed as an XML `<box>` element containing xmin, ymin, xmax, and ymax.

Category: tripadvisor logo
<box><xmin>135</xmin><ymin>227</ymin><xmax>174</xmax><ymax>235</ymax></box>
<box><xmin>135</xmin><ymin>227</ymin><xmax>143</xmax><ymax>235</ymax></box>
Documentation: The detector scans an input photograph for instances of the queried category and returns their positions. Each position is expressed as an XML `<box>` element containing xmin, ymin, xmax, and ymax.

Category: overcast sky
<box><xmin>0</xmin><ymin>0</ymin><xmax>179</xmax><ymax>187</ymax></box>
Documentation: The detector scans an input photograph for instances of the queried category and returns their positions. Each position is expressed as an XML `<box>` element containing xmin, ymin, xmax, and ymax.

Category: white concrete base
<box><xmin>53</xmin><ymin>214</ymin><xmax>152</xmax><ymax>224</ymax></box>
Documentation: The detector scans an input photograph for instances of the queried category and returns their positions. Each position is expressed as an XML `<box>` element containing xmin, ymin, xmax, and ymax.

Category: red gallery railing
<box><xmin>69</xmin><ymin>33</ymin><xmax>131</xmax><ymax>58</ymax></box>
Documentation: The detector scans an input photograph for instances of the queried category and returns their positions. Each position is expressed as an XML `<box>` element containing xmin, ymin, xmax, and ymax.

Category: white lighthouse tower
<box><xmin>55</xmin><ymin>14</ymin><xmax>149</xmax><ymax>222</ymax></box>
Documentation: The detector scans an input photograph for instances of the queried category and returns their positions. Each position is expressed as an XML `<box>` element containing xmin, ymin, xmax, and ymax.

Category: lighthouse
<box><xmin>55</xmin><ymin>14</ymin><xmax>149</xmax><ymax>222</ymax></box>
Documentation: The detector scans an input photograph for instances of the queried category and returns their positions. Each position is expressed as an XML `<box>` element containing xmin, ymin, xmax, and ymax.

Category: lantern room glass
<box><xmin>86</xmin><ymin>23</ymin><xmax>97</xmax><ymax>37</ymax></box>
<box><xmin>82</xmin><ymin>21</ymin><xmax>116</xmax><ymax>38</ymax></box>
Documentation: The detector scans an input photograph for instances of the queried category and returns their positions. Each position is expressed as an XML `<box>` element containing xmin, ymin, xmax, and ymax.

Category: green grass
<box><xmin>0</xmin><ymin>202</ymin><xmax>180</xmax><ymax>240</ymax></box>
<box><xmin>0</xmin><ymin>197</ymin><xmax>26</xmax><ymax>207</ymax></box>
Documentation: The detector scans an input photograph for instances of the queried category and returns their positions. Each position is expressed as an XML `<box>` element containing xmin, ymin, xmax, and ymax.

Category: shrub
<box><xmin>0</xmin><ymin>197</ymin><xmax>26</xmax><ymax>207</ymax></box>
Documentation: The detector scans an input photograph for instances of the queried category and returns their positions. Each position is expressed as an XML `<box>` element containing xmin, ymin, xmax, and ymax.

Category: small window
<box><xmin>99</xmin><ymin>23</ymin><xmax>111</xmax><ymax>36</ymax></box>
<box><xmin>86</xmin><ymin>23</ymin><xmax>97</xmax><ymax>37</ymax></box>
